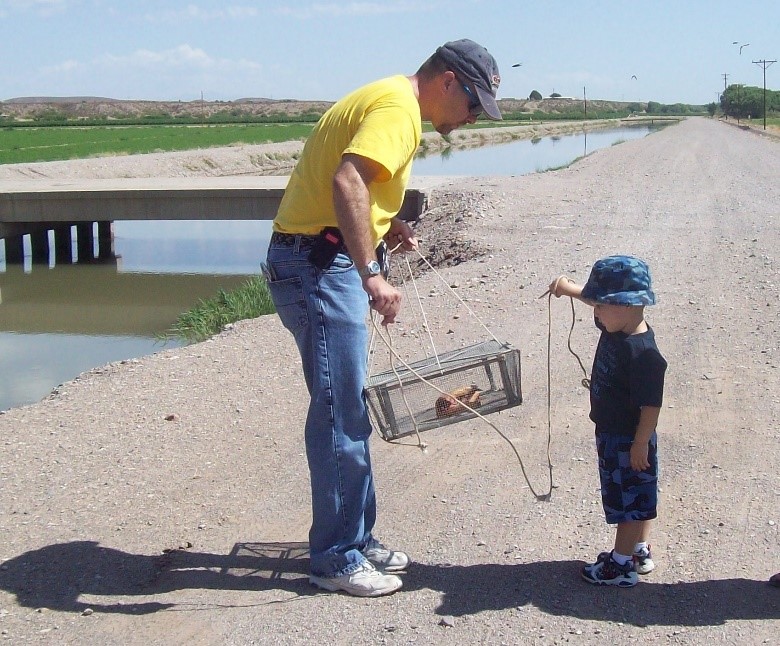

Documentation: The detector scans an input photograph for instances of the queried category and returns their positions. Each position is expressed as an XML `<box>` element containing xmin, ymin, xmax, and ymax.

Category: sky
<box><xmin>0</xmin><ymin>0</ymin><xmax>777</xmax><ymax>106</ymax></box>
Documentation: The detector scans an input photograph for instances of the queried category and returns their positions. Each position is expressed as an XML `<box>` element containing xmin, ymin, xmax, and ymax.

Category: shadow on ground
<box><xmin>1</xmin><ymin>540</ymin><xmax>778</xmax><ymax>626</ymax></box>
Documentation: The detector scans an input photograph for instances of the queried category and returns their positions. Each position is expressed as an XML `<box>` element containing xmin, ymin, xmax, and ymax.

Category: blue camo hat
<box><xmin>581</xmin><ymin>255</ymin><xmax>656</xmax><ymax>306</ymax></box>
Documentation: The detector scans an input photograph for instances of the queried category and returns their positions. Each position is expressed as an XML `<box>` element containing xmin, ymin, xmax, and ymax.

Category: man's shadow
<box><xmin>1</xmin><ymin>541</ymin><xmax>778</xmax><ymax>626</ymax></box>
<box><xmin>0</xmin><ymin>540</ymin><xmax>313</xmax><ymax>615</ymax></box>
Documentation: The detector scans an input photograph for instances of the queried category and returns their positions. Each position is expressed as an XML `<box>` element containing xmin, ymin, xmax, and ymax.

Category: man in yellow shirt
<box><xmin>264</xmin><ymin>39</ymin><xmax>501</xmax><ymax>597</ymax></box>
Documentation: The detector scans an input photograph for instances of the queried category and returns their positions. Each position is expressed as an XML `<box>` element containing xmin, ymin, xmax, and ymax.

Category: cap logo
<box><xmin>491</xmin><ymin>74</ymin><xmax>501</xmax><ymax>90</ymax></box>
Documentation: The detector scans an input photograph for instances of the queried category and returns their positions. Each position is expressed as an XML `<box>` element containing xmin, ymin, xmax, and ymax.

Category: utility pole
<box><xmin>720</xmin><ymin>74</ymin><xmax>729</xmax><ymax>116</ymax></box>
<box><xmin>736</xmin><ymin>84</ymin><xmax>743</xmax><ymax>125</ymax></box>
<box><xmin>752</xmin><ymin>59</ymin><xmax>776</xmax><ymax>130</ymax></box>
<box><xmin>583</xmin><ymin>86</ymin><xmax>587</xmax><ymax>119</ymax></box>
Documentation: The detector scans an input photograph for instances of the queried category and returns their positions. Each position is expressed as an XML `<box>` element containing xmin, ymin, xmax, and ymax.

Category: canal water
<box><xmin>0</xmin><ymin>123</ymin><xmax>663</xmax><ymax>411</ymax></box>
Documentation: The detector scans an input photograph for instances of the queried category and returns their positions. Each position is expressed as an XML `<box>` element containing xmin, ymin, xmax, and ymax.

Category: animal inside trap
<box><xmin>364</xmin><ymin>339</ymin><xmax>522</xmax><ymax>441</ymax></box>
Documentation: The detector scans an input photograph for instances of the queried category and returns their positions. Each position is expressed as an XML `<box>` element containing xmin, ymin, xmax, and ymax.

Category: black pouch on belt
<box><xmin>308</xmin><ymin>227</ymin><xmax>344</xmax><ymax>269</ymax></box>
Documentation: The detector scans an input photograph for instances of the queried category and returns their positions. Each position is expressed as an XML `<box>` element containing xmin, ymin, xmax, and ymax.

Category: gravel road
<box><xmin>0</xmin><ymin>117</ymin><xmax>779</xmax><ymax>645</ymax></box>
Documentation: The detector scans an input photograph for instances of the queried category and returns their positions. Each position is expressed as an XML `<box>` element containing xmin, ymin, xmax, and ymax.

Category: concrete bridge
<box><xmin>0</xmin><ymin>176</ymin><xmax>449</xmax><ymax>264</ymax></box>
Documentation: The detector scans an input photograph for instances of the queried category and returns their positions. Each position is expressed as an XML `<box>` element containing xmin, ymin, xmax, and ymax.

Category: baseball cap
<box><xmin>436</xmin><ymin>39</ymin><xmax>502</xmax><ymax>120</ymax></box>
<box><xmin>581</xmin><ymin>255</ymin><xmax>657</xmax><ymax>306</ymax></box>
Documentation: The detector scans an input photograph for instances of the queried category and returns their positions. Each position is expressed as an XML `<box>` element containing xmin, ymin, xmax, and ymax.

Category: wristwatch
<box><xmin>358</xmin><ymin>260</ymin><xmax>382</xmax><ymax>278</ymax></box>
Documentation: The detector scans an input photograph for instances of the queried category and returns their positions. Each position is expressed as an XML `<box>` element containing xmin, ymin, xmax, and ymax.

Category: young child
<box><xmin>549</xmin><ymin>255</ymin><xmax>667</xmax><ymax>587</ymax></box>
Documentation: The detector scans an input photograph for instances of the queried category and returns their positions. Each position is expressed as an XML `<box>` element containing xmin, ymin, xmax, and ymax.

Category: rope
<box><xmin>539</xmin><ymin>278</ymin><xmax>590</xmax><ymax>390</ymax></box>
<box><xmin>367</xmin><ymin>242</ymin><xmax>553</xmax><ymax>502</ymax></box>
<box><xmin>401</xmin><ymin>252</ymin><xmax>443</xmax><ymax>371</ymax></box>
<box><xmin>533</xmin><ymin>285</ymin><xmax>593</xmax><ymax>501</ymax></box>
<box><xmin>409</xmin><ymin>248</ymin><xmax>503</xmax><ymax>346</ymax></box>
<box><xmin>370</xmin><ymin>316</ymin><xmax>553</xmax><ymax>501</ymax></box>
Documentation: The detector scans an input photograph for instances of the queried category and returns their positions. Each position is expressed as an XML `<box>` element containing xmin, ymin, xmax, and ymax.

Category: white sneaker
<box><xmin>362</xmin><ymin>538</ymin><xmax>410</xmax><ymax>572</ymax></box>
<box><xmin>309</xmin><ymin>562</ymin><xmax>402</xmax><ymax>597</ymax></box>
<box><xmin>633</xmin><ymin>545</ymin><xmax>655</xmax><ymax>575</ymax></box>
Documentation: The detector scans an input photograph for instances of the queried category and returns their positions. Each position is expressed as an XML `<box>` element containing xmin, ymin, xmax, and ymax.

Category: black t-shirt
<box><xmin>589</xmin><ymin>321</ymin><xmax>667</xmax><ymax>436</ymax></box>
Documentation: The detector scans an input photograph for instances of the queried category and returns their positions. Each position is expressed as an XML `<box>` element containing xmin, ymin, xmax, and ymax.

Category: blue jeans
<box><xmin>264</xmin><ymin>236</ymin><xmax>376</xmax><ymax>578</ymax></box>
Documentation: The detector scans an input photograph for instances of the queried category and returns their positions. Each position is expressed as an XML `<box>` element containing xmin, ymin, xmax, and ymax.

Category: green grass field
<box><xmin>753</xmin><ymin>116</ymin><xmax>780</xmax><ymax>129</ymax></box>
<box><xmin>0</xmin><ymin>122</ymin><xmax>316</xmax><ymax>164</ymax></box>
<box><xmin>0</xmin><ymin>120</ymin><xmax>523</xmax><ymax>165</ymax></box>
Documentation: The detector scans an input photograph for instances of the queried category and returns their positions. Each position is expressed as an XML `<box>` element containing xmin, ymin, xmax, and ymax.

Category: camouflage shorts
<box><xmin>595</xmin><ymin>431</ymin><xmax>658</xmax><ymax>524</ymax></box>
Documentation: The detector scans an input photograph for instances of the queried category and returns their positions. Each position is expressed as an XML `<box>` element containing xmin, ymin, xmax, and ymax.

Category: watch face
<box><xmin>360</xmin><ymin>260</ymin><xmax>381</xmax><ymax>277</ymax></box>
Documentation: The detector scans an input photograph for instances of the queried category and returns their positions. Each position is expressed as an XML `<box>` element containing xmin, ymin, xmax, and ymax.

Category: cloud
<box><xmin>41</xmin><ymin>59</ymin><xmax>80</xmax><ymax>74</ymax></box>
<box><xmin>274</xmin><ymin>1</ymin><xmax>436</xmax><ymax>19</ymax></box>
<box><xmin>144</xmin><ymin>4</ymin><xmax>260</xmax><ymax>23</ymax></box>
<box><xmin>95</xmin><ymin>44</ymin><xmax>263</xmax><ymax>73</ymax></box>
<box><xmin>1</xmin><ymin>0</ymin><xmax>69</xmax><ymax>14</ymax></box>
<box><xmin>32</xmin><ymin>44</ymin><xmax>268</xmax><ymax>99</ymax></box>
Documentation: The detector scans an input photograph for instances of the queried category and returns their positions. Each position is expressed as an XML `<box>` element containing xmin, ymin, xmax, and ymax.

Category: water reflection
<box><xmin>0</xmin><ymin>332</ymin><xmax>175</xmax><ymax>411</ymax></box>
<box><xmin>0</xmin><ymin>264</ymin><xmax>257</xmax><ymax>336</ymax></box>
<box><xmin>413</xmin><ymin>124</ymin><xmax>659</xmax><ymax>175</ymax></box>
<box><xmin>0</xmin><ymin>223</ymin><xmax>271</xmax><ymax>411</ymax></box>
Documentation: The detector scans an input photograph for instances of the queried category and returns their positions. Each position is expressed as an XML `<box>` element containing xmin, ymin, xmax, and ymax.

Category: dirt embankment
<box><xmin>0</xmin><ymin>118</ymin><xmax>779</xmax><ymax>645</ymax></box>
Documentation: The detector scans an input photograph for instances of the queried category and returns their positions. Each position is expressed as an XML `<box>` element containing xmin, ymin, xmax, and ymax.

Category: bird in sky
<box><xmin>511</xmin><ymin>63</ymin><xmax>522</xmax><ymax>67</ymax></box>
<box><xmin>631</xmin><ymin>75</ymin><xmax>638</xmax><ymax>80</ymax></box>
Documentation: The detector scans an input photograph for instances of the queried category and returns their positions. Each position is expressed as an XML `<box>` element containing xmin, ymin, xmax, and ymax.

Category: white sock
<box><xmin>611</xmin><ymin>551</ymin><xmax>632</xmax><ymax>566</ymax></box>
<box><xmin>634</xmin><ymin>542</ymin><xmax>648</xmax><ymax>555</ymax></box>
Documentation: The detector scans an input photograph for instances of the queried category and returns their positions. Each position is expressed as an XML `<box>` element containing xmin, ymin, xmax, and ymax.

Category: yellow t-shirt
<box><xmin>274</xmin><ymin>75</ymin><xmax>422</xmax><ymax>246</ymax></box>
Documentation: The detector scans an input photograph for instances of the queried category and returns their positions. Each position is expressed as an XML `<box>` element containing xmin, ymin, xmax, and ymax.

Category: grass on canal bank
<box><xmin>0</xmin><ymin>122</ymin><xmax>317</xmax><ymax>165</ymax></box>
<box><xmin>160</xmin><ymin>275</ymin><xmax>275</xmax><ymax>344</ymax></box>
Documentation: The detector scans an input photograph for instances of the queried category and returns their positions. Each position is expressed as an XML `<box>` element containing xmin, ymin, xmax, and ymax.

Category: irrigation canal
<box><xmin>0</xmin><ymin>122</ymin><xmax>665</xmax><ymax>411</ymax></box>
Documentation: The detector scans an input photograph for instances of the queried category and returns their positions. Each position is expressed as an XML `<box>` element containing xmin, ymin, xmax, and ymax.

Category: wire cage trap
<box><xmin>364</xmin><ymin>339</ymin><xmax>522</xmax><ymax>441</ymax></box>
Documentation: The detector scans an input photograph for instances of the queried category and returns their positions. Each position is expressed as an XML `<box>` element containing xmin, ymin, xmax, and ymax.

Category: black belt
<box><xmin>270</xmin><ymin>232</ymin><xmax>320</xmax><ymax>247</ymax></box>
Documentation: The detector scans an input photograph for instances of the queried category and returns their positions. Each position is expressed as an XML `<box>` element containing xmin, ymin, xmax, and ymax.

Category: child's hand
<box><xmin>630</xmin><ymin>441</ymin><xmax>651</xmax><ymax>472</ymax></box>
<box><xmin>542</xmin><ymin>275</ymin><xmax>584</xmax><ymax>300</ymax></box>
<box><xmin>549</xmin><ymin>275</ymin><xmax>574</xmax><ymax>298</ymax></box>
<box><xmin>548</xmin><ymin>275</ymin><xmax>564</xmax><ymax>297</ymax></box>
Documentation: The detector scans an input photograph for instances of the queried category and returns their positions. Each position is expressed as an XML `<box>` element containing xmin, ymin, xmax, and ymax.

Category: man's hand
<box><xmin>363</xmin><ymin>275</ymin><xmax>401</xmax><ymax>325</ymax></box>
<box><xmin>385</xmin><ymin>217</ymin><xmax>418</xmax><ymax>253</ymax></box>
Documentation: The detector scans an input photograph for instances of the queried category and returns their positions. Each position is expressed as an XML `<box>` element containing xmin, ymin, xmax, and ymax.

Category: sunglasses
<box><xmin>459</xmin><ymin>81</ymin><xmax>483</xmax><ymax>117</ymax></box>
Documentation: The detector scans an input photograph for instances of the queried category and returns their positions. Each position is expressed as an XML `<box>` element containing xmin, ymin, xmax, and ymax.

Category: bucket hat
<box><xmin>581</xmin><ymin>255</ymin><xmax>656</xmax><ymax>306</ymax></box>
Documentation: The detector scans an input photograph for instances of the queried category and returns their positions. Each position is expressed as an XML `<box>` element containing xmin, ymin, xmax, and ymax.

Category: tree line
<box><xmin>718</xmin><ymin>84</ymin><xmax>780</xmax><ymax>119</ymax></box>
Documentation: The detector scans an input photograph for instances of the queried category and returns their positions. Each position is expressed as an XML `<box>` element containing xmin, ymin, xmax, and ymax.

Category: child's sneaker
<box><xmin>633</xmin><ymin>545</ymin><xmax>655</xmax><ymax>575</ymax></box>
<box><xmin>581</xmin><ymin>551</ymin><xmax>638</xmax><ymax>587</ymax></box>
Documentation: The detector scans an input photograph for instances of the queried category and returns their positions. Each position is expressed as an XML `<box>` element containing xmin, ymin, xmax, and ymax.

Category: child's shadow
<box><xmin>405</xmin><ymin>560</ymin><xmax>780</xmax><ymax>626</ymax></box>
<box><xmin>1</xmin><ymin>541</ymin><xmax>778</xmax><ymax>626</ymax></box>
